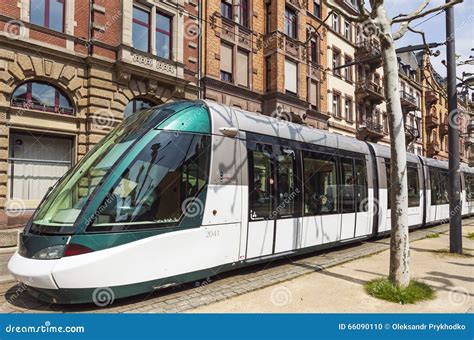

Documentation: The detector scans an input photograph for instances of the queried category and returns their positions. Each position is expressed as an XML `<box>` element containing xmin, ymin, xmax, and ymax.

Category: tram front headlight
<box><xmin>32</xmin><ymin>245</ymin><xmax>65</xmax><ymax>260</ymax></box>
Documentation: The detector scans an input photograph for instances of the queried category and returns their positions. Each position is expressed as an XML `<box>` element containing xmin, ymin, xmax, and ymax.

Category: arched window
<box><xmin>124</xmin><ymin>98</ymin><xmax>155</xmax><ymax>118</ymax></box>
<box><xmin>11</xmin><ymin>81</ymin><xmax>74</xmax><ymax>115</ymax></box>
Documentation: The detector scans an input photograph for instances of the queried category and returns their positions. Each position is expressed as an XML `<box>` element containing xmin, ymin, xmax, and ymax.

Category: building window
<box><xmin>30</xmin><ymin>0</ymin><xmax>65</xmax><ymax>32</ymax></box>
<box><xmin>11</xmin><ymin>81</ymin><xmax>74</xmax><ymax>115</ymax></box>
<box><xmin>265</xmin><ymin>56</ymin><xmax>272</xmax><ymax>91</ymax></box>
<box><xmin>220</xmin><ymin>43</ymin><xmax>233</xmax><ymax>82</ymax></box>
<box><xmin>308</xmin><ymin>80</ymin><xmax>320</xmax><ymax>110</ymax></box>
<box><xmin>344</xmin><ymin>20</ymin><xmax>351</xmax><ymax>40</ymax></box>
<box><xmin>236</xmin><ymin>49</ymin><xmax>249</xmax><ymax>87</ymax></box>
<box><xmin>332</xmin><ymin>92</ymin><xmax>341</xmax><ymax>118</ymax></box>
<box><xmin>132</xmin><ymin>6</ymin><xmax>150</xmax><ymax>53</ymax></box>
<box><xmin>124</xmin><ymin>98</ymin><xmax>155</xmax><ymax>118</ymax></box>
<box><xmin>345</xmin><ymin>98</ymin><xmax>353</xmax><ymax>122</ymax></box>
<box><xmin>221</xmin><ymin>0</ymin><xmax>233</xmax><ymax>20</ymax></box>
<box><xmin>332</xmin><ymin>13</ymin><xmax>339</xmax><ymax>33</ymax></box>
<box><xmin>156</xmin><ymin>12</ymin><xmax>172</xmax><ymax>59</ymax></box>
<box><xmin>285</xmin><ymin>7</ymin><xmax>297</xmax><ymax>39</ymax></box>
<box><xmin>313</xmin><ymin>0</ymin><xmax>321</xmax><ymax>18</ymax></box>
<box><xmin>285</xmin><ymin>59</ymin><xmax>298</xmax><ymax>95</ymax></box>
<box><xmin>239</xmin><ymin>0</ymin><xmax>249</xmax><ymax>27</ymax></box>
<box><xmin>310</xmin><ymin>39</ymin><xmax>319</xmax><ymax>64</ymax></box>
<box><xmin>8</xmin><ymin>131</ymin><xmax>73</xmax><ymax>203</ymax></box>
<box><xmin>344</xmin><ymin>57</ymin><xmax>352</xmax><ymax>81</ymax></box>
<box><xmin>265</xmin><ymin>2</ymin><xmax>272</xmax><ymax>34</ymax></box>
<box><xmin>332</xmin><ymin>49</ymin><xmax>341</xmax><ymax>76</ymax></box>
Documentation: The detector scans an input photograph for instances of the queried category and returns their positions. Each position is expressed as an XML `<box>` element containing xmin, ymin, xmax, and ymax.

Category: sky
<box><xmin>383</xmin><ymin>0</ymin><xmax>473</xmax><ymax>81</ymax></box>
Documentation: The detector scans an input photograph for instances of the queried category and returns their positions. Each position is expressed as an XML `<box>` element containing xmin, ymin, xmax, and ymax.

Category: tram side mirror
<box><xmin>219</xmin><ymin>127</ymin><xmax>239</xmax><ymax>138</ymax></box>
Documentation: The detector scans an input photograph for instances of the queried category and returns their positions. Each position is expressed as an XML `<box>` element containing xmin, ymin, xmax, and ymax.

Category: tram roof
<box><xmin>369</xmin><ymin>142</ymin><xmax>420</xmax><ymax>164</ymax></box>
<box><xmin>204</xmin><ymin>100</ymin><xmax>370</xmax><ymax>155</ymax></box>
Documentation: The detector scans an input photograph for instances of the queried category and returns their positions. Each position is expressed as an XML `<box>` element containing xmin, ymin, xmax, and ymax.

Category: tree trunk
<box><xmin>376</xmin><ymin>4</ymin><xmax>410</xmax><ymax>288</ymax></box>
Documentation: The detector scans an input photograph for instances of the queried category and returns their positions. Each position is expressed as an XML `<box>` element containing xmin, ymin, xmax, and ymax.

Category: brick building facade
<box><xmin>0</xmin><ymin>0</ymin><xmax>200</xmax><ymax>227</ymax></box>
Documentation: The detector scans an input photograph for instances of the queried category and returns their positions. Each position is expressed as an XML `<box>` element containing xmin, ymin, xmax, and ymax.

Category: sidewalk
<box><xmin>0</xmin><ymin>219</ymin><xmax>472</xmax><ymax>313</ymax></box>
<box><xmin>190</xmin><ymin>224</ymin><xmax>474</xmax><ymax>313</ymax></box>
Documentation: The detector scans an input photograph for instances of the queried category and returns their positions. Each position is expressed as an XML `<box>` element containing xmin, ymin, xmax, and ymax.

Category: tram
<box><xmin>8</xmin><ymin>100</ymin><xmax>474</xmax><ymax>304</ymax></box>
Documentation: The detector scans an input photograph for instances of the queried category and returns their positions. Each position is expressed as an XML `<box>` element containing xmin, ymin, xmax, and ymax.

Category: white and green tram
<box><xmin>8</xmin><ymin>100</ymin><xmax>474</xmax><ymax>304</ymax></box>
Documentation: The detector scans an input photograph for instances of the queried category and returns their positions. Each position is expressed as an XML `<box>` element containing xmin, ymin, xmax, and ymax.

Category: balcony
<box><xmin>405</xmin><ymin>124</ymin><xmax>420</xmax><ymax>143</ymax></box>
<box><xmin>400</xmin><ymin>91</ymin><xmax>418</xmax><ymax>111</ymax></box>
<box><xmin>355</xmin><ymin>40</ymin><xmax>382</xmax><ymax>67</ymax></box>
<box><xmin>425</xmin><ymin>89</ymin><xmax>438</xmax><ymax>105</ymax></box>
<box><xmin>439</xmin><ymin>116</ymin><xmax>449</xmax><ymax>135</ymax></box>
<box><xmin>426</xmin><ymin>114</ymin><xmax>439</xmax><ymax>129</ymax></box>
<box><xmin>356</xmin><ymin>119</ymin><xmax>385</xmax><ymax>142</ymax></box>
<box><xmin>426</xmin><ymin>140</ymin><xmax>440</xmax><ymax>157</ymax></box>
<box><xmin>356</xmin><ymin>80</ymin><xmax>384</xmax><ymax>104</ymax></box>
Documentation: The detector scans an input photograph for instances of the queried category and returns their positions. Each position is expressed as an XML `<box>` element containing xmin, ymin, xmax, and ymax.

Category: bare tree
<box><xmin>324</xmin><ymin>0</ymin><xmax>463</xmax><ymax>287</ymax></box>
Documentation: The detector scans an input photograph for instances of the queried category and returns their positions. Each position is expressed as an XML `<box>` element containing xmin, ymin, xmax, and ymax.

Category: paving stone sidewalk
<box><xmin>0</xmin><ymin>219</ymin><xmax>471</xmax><ymax>314</ymax></box>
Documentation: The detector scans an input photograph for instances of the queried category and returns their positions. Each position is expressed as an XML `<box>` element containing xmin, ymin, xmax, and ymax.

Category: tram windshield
<box><xmin>30</xmin><ymin>101</ymin><xmax>208</xmax><ymax>233</ymax></box>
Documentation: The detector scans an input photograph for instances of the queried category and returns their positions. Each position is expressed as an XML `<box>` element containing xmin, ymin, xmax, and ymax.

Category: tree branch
<box><xmin>392</xmin><ymin>0</ymin><xmax>430</xmax><ymax>39</ymax></box>
<box><xmin>392</xmin><ymin>0</ymin><xmax>463</xmax><ymax>24</ymax></box>
<box><xmin>324</xmin><ymin>0</ymin><xmax>369</xmax><ymax>23</ymax></box>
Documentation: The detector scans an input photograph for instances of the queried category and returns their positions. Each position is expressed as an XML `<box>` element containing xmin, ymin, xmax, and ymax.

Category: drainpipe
<box><xmin>198</xmin><ymin>0</ymin><xmax>203</xmax><ymax>99</ymax></box>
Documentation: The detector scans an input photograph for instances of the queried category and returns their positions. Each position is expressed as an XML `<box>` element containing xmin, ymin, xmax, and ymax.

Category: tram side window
<box><xmin>275</xmin><ymin>146</ymin><xmax>301</xmax><ymax>217</ymax></box>
<box><xmin>303</xmin><ymin>152</ymin><xmax>338</xmax><ymax>215</ymax></box>
<box><xmin>89</xmin><ymin>132</ymin><xmax>211</xmax><ymax>230</ymax></box>
<box><xmin>465</xmin><ymin>174</ymin><xmax>474</xmax><ymax>202</ymax></box>
<box><xmin>249</xmin><ymin>143</ymin><xmax>274</xmax><ymax>220</ymax></box>
<box><xmin>355</xmin><ymin>159</ymin><xmax>368</xmax><ymax>212</ymax></box>
<box><xmin>341</xmin><ymin>158</ymin><xmax>355</xmax><ymax>213</ymax></box>
<box><xmin>407</xmin><ymin>165</ymin><xmax>420</xmax><ymax>207</ymax></box>
<box><xmin>430</xmin><ymin>169</ymin><xmax>449</xmax><ymax>205</ymax></box>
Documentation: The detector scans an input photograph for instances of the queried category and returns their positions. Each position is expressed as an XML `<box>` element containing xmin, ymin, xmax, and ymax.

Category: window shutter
<box><xmin>285</xmin><ymin>59</ymin><xmax>297</xmax><ymax>94</ymax></box>
<box><xmin>236</xmin><ymin>50</ymin><xmax>249</xmax><ymax>87</ymax></box>
<box><xmin>220</xmin><ymin>44</ymin><xmax>233</xmax><ymax>74</ymax></box>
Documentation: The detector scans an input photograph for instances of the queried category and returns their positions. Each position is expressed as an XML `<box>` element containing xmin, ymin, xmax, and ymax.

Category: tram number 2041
<box><xmin>205</xmin><ymin>230</ymin><xmax>220</xmax><ymax>239</ymax></box>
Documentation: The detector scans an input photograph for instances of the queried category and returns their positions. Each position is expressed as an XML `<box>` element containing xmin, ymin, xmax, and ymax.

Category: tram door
<box><xmin>273</xmin><ymin>146</ymin><xmax>302</xmax><ymax>253</ymax></box>
<box><xmin>246</xmin><ymin>142</ymin><xmax>302</xmax><ymax>258</ymax></box>
<box><xmin>339</xmin><ymin>158</ymin><xmax>357</xmax><ymax>240</ymax></box>
<box><xmin>246</xmin><ymin>142</ymin><xmax>275</xmax><ymax>258</ymax></box>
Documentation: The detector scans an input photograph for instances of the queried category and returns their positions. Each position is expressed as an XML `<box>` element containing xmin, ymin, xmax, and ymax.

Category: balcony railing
<box><xmin>355</xmin><ymin>40</ymin><xmax>381</xmax><ymax>59</ymax></box>
<box><xmin>427</xmin><ymin>140</ymin><xmax>440</xmax><ymax>156</ymax></box>
<box><xmin>425</xmin><ymin>89</ymin><xmax>438</xmax><ymax>105</ymax></box>
<box><xmin>356</xmin><ymin>80</ymin><xmax>384</xmax><ymax>104</ymax></box>
<box><xmin>439</xmin><ymin>115</ymin><xmax>449</xmax><ymax>135</ymax></box>
<box><xmin>356</xmin><ymin>118</ymin><xmax>385</xmax><ymax>142</ymax></box>
<box><xmin>400</xmin><ymin>91</ymin><xmax>418</xmax><ymax>111</ymax></box>
<box><xmin>426</xmin><ymin>114</ymin><xmax>439</xmax><ymax>129</ymax></box>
